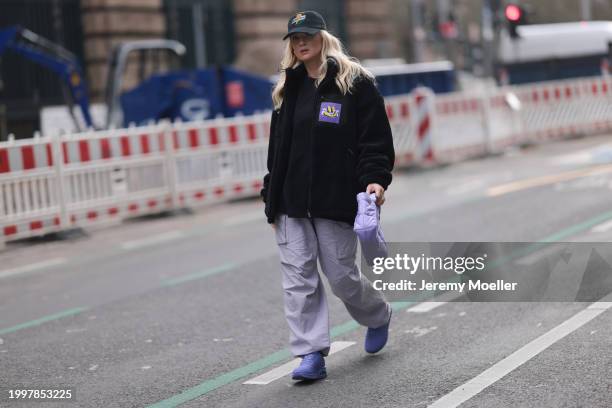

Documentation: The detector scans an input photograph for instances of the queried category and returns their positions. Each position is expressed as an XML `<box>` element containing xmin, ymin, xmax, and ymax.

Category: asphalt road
<box><xmin>1</xmin><ymin>133</ymin><xmax>612</xmax><ymax>408</ymax></box>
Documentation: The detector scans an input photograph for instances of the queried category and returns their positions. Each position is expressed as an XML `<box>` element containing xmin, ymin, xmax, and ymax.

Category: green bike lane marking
<box><xmin>145</xmin><ymin>300</ymin><xmax>414</xmax><ymax>408</ymax></box>
<box><xmin>146</xmin><ymin>211</ymin><xmax>612</xmax><ymax>407</ymax></box>
<box><xmin>0</xmin><ymin>307</ymin><xmax>89</xmax><ymax>336</ymax></box>
<box><xmin>2</xmin><ymin>206</ymin><xmax>612</xmax><ymax>405</ymax></box>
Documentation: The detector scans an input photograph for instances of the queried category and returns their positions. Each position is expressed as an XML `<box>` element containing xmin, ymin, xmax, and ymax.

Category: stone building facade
<box><xmin>79</xmin><ymin>0</ymin><xmax>398</xmax><ymax>99</ymax></box>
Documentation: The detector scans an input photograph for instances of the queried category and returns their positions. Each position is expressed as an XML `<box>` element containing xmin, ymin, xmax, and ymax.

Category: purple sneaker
<box><xmin>365</xmin><ymin>308</ymin><xmax>392</xmax><ymax>354</ymax></box>
<box><xmin>291</xmin><ymin>351</ymin><xmax>327</xmax><ymax>381</ymax></box>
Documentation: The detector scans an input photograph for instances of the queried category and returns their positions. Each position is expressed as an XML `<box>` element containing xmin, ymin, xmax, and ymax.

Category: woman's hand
<box><xmin>366</xmin><ymin>183</ymin><xmax>386</xmax><ymax>206</ymax></box>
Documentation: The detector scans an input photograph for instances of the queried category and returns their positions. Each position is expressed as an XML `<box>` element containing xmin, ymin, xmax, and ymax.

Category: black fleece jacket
<box><xmin>261</xmin><ymin>57</ymin><xmax>395</xmax><ymax>225</ymax></box>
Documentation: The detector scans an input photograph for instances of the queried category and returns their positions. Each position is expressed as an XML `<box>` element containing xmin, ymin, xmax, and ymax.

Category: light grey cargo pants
<box><xmin>274</xmin><ymin>213</ymin><xmax>391</xmax><ymax>357</ymax></box>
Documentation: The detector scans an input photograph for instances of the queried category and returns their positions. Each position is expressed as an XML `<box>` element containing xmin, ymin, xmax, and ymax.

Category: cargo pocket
<box><xmin>333</xmin><ymin>220</ymin><xmax>358</xmax><ymax>262</ymax></box>
<box><xmin>274</xmin><ymin>214</ymin><xmax>288</xmax><ymax>245</ymax></box>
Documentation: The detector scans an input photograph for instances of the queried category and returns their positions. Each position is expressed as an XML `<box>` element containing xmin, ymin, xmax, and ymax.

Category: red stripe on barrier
<box><xmin>418</xmin><ymin>116</ymin><xmax>430</xmax><ymax>136</ymax></box>
<box><xmin>532</xmin><ymin>91</ymin><xmax>539</xmax><ymax>103</ymax></box>
<box><xmin>592</xmin><ymin>83</ymin><xmax>598</xmax><ymax>95</ymax></box>
<box><xmin>46</xmin><ymin>144</ymin><xmax>53</xmax><ymax>166</ymax></box>
<box><xmin>128</xmin><ymin>203</ymin><xmax>139</xmax><ymax>212</ymax></box>
<box><xmin>400</xmin><ymin>102</ymin><xmax>409</xmax><ymax>118</ymax></box>
<box><xmin>543</xmin><ymin>89</ymin><xmax>550</xmax><ymax>101</ymax></box>
<box><xmin>554</xmin><ymin>88</ymin><xmax>561</xmax><ymax>100</ymax></box>
<box><xmin>78</xmin><ymin>140</ymin><xmax>90</xmax><ymax>162</ymax></box>
<box><xmin>470</xmin><ymin>99</ymin><xmax>478</xmax><ymax>111</ymax></box>
<box><xmin>229</xmin><ymin>125</ymin><xmax>238</xmax><ymax>143</ymax></box>
<box><xmin>108</xmin><ymin>207</ymin><xmax>119</xmax><ymax>216</ymax></box>
<box><xmin>70</xmin><ymin>214</ymin><xmax>76</xmax><ymax>223</ymax></box>
<box><xmin>603</xmin><ymin>82</ymin><xmax>609</xmax><ymax>94</ymax></box>
<box><xmin>147</xmin><ymin>199</ymin><xmax>157</xmax><ymax>208</ymax></box>
<box><xmin>158</xmin><ymin>132</ymin><xmax>166</xmax><ymax>151</ymax></box>
<box><xmin>233</xmin><ymin>184</ymin><xmax>243</xmax><ymax>193</ymax></box>
<box><xmin>439</xmin><ymin>103</ymin><xmax>449</xmax><ymax>114</ymax></box>
<box><xmin>165</xmin><ymin>196</ymin><xmax>173</xmax><ymax>206</ymax></box>
<box><xmin>565</xmin><ymin>87</ymin><xmax>572</xmax><ymax>98</ymax></box>
<box><xmin>140</xmin><ymin>134</ymin><xmax>150</xmax><ymax>154</ymax></box>
<box><xmin>189</xmin><ymin>129</ymin><xmax>199</xmax><ymax>148</ymax></box>
<box><xmin>252</xmin><ymin>180</ymin><xmax>263</xmax><ymax>190</ymax></box>
<box><xmin>30</xmin><ymin>221</ymin><xmax>43</xmax><ymax>230</ymax></box>
<box><xmin>120</xmin><ymin>136</ymin><xmax>131</xmax><ymax>156</ymax></box>
<box><xmin>208</xmin><ymin>128</ymin><xmax>219</xmax><ymax>145</ymax></box>
<box><xmin>4</xmin><ymin>225</ymin><xmax>17</xmax><ymax>236</ymax></box>
<box><xmin>385</xmin><ymin>105</ymin><xmax>393</xmax><ymax>119</ymax></box>
<box><xmin>0</xmin><ymin>148</ymin><xmax>11</xmax><ymax>173</ymax></box>
<box><xmin>214</xmin><ymin>187</ymin><xmax>224</xmax><ymax>197</ymax></box>
<box><xmin>53</xmin><ymin>217</ymin><xmax>60</xmax><ymax>226</ymax></box>
<box><xmin>179</xmin><ymin>194</ymin><xmax>185</xmax><ymax>203</ymax></box>
<box><xmin>173</xmin><ymin>131</ymin><xmax>179</xmax><ymax>150</ymax></box>
<box><xmin>194</xmin><ymin>191</ymin><xmax>205</xmax><ymax>200</ymax></box>
<box><xmin>100</xmin><ymin>138</ymin><xmax>111</xmax><ymax>159</ymax></box>
<box><xmin>21</xmin><ymin>146</ymin><xmax>35</xmax><ymax>169</ymax></box>
<box><xmin>62</xmin><ymin>142</ymin><xmax>69</xmax><ymax>164</ymax></box>
<box><xmin>247</xmin><ymin>123</ymin><xmax>257</xmax><ymax>141</ymax></box>
<box><xmin>87</xmin><ymin>211</ymin><xmax>98</xmax><ymax>220</ymax></box>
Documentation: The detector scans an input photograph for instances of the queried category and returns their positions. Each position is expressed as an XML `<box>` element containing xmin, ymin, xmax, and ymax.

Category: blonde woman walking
<box><xmin>261</xmin><ymin>10</ymin><xmax>395</xmax><ymax>381</ymax></box>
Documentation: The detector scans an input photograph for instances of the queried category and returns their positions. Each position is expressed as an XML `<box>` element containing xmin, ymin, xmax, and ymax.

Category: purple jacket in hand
<box><xmin>353</xmin><ymin>192</ymin><xmax>388</xmax><ymax>266</ymax></box>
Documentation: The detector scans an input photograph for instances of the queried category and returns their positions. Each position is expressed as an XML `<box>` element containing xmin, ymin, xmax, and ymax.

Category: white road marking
<box><xmin>243</xmin><ymin>341</ymin><xmax>356</xmax><ymax>385</ymax></box>
<box><xmin>120</xmin><ymin>230</ymin><xmax>185</xmax><ymax>250</ymax></box>
<box><xmin>408</xmin><ymin>302</ymin><xmax>448</xmax><ymax>313</ymax></box>
<box><xmin>550</xmin><ymin>151</ymin><xmax>593</xmax><ymax>166</ymax></box>
<box><xmin>591</xmin><ymin>219</ymin><xmax>612</xmax><ymax>233</ymax></box>
<box><xmin>487</xmin><ymin>163</ymin><xmax>612</xmax><ymax>197</ymax></box>
<box><xmin>405</xmin><ymin>326</ymin><xmax>438</xmax><ymax>337</ymax></box>
<box><xmin>428</xmin><ymin>294</ymin><xmax>612</xmax><ymax>408</ymax></box>
<box><xmin>407</xmin><ymin>291</ymin><xmax>465</xmax><ymax>313</ymax></box>
<box><xmin>0</xmin><ymin>258</ymin><xmax>67</xmax><ymax>279</ymax></box>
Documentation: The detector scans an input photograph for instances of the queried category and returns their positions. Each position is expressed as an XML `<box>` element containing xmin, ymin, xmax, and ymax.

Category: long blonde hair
<box><xmin>271</xmin><ymin>30</ymin><xmax>374</xmax><ymax>109</ymax></box>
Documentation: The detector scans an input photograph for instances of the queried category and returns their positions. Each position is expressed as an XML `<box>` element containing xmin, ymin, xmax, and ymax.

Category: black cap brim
<box><xmin>283</xmin><ymin>27</ymin><xmax>321</xmax><ymax>40</ymax></box>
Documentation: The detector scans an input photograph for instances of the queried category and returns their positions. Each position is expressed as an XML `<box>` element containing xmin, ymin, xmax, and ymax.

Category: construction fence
<box><xmin>1</xmin><ymin>75</ymin><xmax>611</xmax><ymax>248</ymax></box>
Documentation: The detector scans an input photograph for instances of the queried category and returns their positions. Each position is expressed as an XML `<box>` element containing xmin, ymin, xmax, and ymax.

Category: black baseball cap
<box><xmin>283</xmin><ymin>11</ymin><xmax>327</xmax><ymax>40</ymax></box>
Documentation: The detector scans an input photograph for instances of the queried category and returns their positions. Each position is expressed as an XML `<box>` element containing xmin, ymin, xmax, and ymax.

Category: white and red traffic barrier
<box><xmin>385</xmin><ymin>96</ymin><xmax>416</xmax><ymax>167</ymax></box>
<box><xmin>2</xmin><ymin>75</ymin><xmax>612</xmax><ymax>248</ymax></box>
<box><xmin>0</xmin><ymin>113</ymin><xmax>272</xmax><ymax>247</ymax></box>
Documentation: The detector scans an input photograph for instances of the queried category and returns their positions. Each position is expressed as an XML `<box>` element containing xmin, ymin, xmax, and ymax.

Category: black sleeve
<box><xmin>354</xmin><ymin>77</ymin><xmax>395</xmax><ymax>191</ymax></box>
<box><xmin>260</xmin><ymin>109</ymin><xmax>279</xmax><ymax>203</ymax></box>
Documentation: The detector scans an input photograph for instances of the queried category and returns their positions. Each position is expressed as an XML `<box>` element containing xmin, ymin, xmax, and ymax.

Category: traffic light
<box><xmin>505</xmin><ymin>3</ymin><xmax>527</xmax><ymax>39</ymax></box>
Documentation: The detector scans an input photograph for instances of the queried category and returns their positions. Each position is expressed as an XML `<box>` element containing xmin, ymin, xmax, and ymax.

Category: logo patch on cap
<box><xmin>291</xmin><ymin>13</ymin><xmax>306</xmax><ymax>25</ymax></box>
<box><xmin>319</xmin><ymin>102</ymin><xmax>342</xmax><ymax>124</ymax></box>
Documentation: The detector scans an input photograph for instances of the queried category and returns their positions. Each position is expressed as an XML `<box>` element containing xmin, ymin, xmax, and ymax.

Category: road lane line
<box><xmin>160</xmin><ymin>262</ymin><xmax>239</xmax><ymax>287</ymax></box>
<box><xmin>145</xmin><ymin>301</ymin><xmax>412</xmax><ymax>408</ymax></box>
<box><xmin>0</xmin><ymin>307</ymin><xmax>89</xmax><ymax>336</ymax></box>
<box><xmin>539</xmin><ymin>209</ymin><xmax>612</xmax><ymax>243</ymax></box>
<box><xmin>428</xmin><ymin>293</ymin><xmax>612</xmax><ymax>408</ymax></box>
<box><xmin>0</xmin><ymin>258</ymin><xmax>67</xmax><ymax>279</ymax></box>
<box><xmin>243</xmin><ymin>341</ymin><xmax>356</xmax><ymax>385</ymax></box>
<box><xmin>120</xmin><ymin>230</ymin><xmax>185</xmax><ymax>250</ymax></box>
<box><xmin>591</xmin><ymin>218</ymin><xmax>612</xmax><ymax>233</ymax></box>
<box><xmin>407</xmin><ymin>291</ymin><xmax>465</xmax><ymax>313</ymax></box>
<box><xmin>487</xmin><ymin>163</ymin><xmax>612</xmax><ymax>197</ymax></box>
